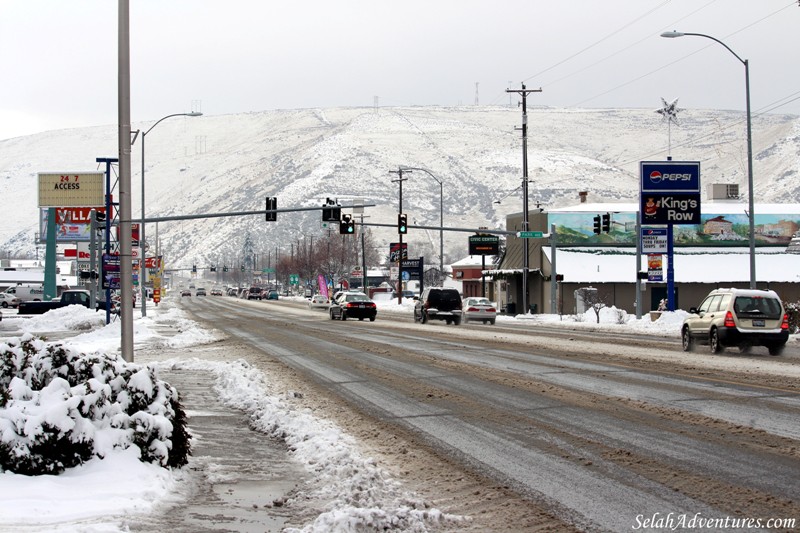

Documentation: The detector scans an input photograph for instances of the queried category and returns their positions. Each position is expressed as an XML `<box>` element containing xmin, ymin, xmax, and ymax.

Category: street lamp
<box><xmin>138</xmin><ymin>111</ymin><xmax>202</xmax><ymax>316</ymax></box>
<box><xmin>400</xmin><ymin>166</ymin><xmax>444</xmax><ymax>283</ymax></box>
<box><xmin>661</xmin><ymin>31</ymin><xmax>755</xmax><ymax>288</ymax></box>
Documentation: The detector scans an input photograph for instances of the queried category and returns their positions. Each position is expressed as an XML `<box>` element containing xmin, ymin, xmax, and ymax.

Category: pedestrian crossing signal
<box><xmin>265</xmin><ymin>197</ymin><xmax>277</xmax><ymax>221</ymax></box>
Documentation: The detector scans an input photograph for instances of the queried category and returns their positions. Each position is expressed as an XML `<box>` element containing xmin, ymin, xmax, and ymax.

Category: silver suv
<box><xmin>681</xmin><ymin>288</ymin><xmax>789</xmax><ymax>355</ymax></box>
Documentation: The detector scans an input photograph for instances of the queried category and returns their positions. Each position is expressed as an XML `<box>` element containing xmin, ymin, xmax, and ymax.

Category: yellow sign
<box><xmin>38</xmin><ymin>172</ymin><xmax>104</xmax><ymax>207</ymax></box>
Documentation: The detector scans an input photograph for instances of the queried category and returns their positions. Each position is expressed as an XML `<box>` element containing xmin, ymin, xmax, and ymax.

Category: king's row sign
<box><xmin>640</xmin><ymin>161</ymin><xmax>701</xmax><ymax>225</ymax></box>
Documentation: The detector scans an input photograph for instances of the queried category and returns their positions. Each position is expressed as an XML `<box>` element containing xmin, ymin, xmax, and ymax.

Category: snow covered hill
<box><xmin>1</xmin><ymin>105</ymin><xmax>798</xmax><ymax>269</ymax></box>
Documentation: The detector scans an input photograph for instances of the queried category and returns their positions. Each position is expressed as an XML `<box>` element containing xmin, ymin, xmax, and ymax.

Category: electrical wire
<box><xmin>573</xmin><ymin>1</ymin><xmax>797</xmax><ymax>107</ymax></box>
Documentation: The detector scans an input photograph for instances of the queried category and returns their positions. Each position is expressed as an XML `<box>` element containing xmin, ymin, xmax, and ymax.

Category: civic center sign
<box><xmin>640</xmin><ymin>161</ymin><xmax>701</xmax><ymax>225</ymax></box>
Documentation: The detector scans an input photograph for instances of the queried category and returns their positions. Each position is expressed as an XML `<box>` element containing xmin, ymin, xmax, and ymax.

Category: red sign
<box><xmin>144</xmin><ymin>257</ymin><xmax>160</xmax><ymax>269</ymax></box>
<box><xmin>116</xmin><ymin>223</ymin><xmax>140</xmax><ymax>246</ymax></box>
<box><xmin>55</xmin><ymin>206</ymin><xmax>106</xmax><ymax>224</ymax></box>
<box><xmin>64</xmin><ymin>249</ymin><xmax>91</xmax><ymax>259</ymax></box>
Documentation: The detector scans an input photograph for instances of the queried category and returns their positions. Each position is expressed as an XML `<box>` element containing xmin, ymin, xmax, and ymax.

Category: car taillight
<box><xmin>781</xmin><ymin>313</ymin><xmax>789</xmax><ymax>330</ymax></box>
<box><xmin>723</xmin><ymin>311</ymin><xmax>736</xmax><ymax>328</ymax></box>
<box><xmin>488</xmin><ymin>307</ymin><xmax>496</xmax><ymax>313</ymax></box>
<box><xmin>467</xmin><ymin>306</ymin><xmax>479</xmax><ymax>312</ymax></box>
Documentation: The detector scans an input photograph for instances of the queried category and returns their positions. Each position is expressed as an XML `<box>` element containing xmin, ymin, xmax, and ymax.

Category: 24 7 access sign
<box><xmin>640</xmin><ymin>161</ymin><xmax>701</xmax><ymax>225</ymax></box>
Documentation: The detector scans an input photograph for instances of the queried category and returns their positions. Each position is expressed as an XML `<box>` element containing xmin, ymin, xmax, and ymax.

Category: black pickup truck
<box><xmin>18</xmin><ymin>290</ymin><xmax>109</xmax><ymax>315</ymax></box>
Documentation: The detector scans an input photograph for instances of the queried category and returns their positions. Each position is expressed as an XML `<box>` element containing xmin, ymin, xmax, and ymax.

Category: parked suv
<box><xmin>414</xmin><ymin>288</ymin><xmax>463</xmax><ymax>325</ymax></box>
<box><xmin>681</xmin><ymin>288</ymin><xmax>789</xmax><ymax>355</ymax></box>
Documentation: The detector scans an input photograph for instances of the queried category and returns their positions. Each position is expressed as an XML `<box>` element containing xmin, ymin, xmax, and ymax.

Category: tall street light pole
<box><xmin>138</xmin><ymin>111</ymin><xmax>202</xmax><ymax>316</ymax></box>
<box><xmin>118</xmin><ymin>0</ymin><xmax>133</xmax><ymax>362</ymax></box>
<box><xmin>661</xmin><ymin>31</ymin><xmax>755</xmax><ymax>288</ymax></box>
<box><xmin>400</xmin><ymin>166</ymin><xmax>444</xmax><ymax>283</ymax></box>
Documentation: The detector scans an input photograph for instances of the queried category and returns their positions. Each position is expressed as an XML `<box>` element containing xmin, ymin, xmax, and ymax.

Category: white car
<box><xmin>0</xmin><ymin>292</ymin><xmax>21</xmax><ymax>308</ymax></box>
<box><xmin>309</xmin><ymin>294</ymin><xmax>330</xmax><ymax>309</ymax></box>
<box><xmin>462</xmin><ymin>297</ymin><xmax>497</xmax><ymax>325</ymax></box>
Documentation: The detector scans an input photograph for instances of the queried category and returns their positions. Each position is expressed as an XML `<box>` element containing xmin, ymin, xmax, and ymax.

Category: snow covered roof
<box><xmin>451</xmin><ymin>255</ymin><xmax>497</xmax><ymax>267</ymax></box>
<box><xmin>544</xmin><ymin>247</ymin><xmax>800</xmax><ymax>284</ymax></box>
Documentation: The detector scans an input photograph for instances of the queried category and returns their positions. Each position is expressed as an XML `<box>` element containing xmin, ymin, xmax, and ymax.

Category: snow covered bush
<box><xmin>0</xmin><ymin>333</ymin><xmax>190</xmax><ymax>475</ymax></box>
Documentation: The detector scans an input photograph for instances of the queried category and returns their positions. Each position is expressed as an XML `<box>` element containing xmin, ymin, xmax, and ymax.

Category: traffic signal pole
<box><xmin>390</xmin><ymin>168</ymin><xmax>409</xmax><ymax>305</ymax></box>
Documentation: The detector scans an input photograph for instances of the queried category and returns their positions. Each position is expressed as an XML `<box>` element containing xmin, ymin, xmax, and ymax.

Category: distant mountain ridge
<box><xmin>0</xmin><ymin>105</ymin><xmax>797</xmax><ymax>268</ymax></box>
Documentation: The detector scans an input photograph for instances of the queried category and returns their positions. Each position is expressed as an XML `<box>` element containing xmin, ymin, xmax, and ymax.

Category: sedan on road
<box><xmin>462</xmin><ymin>297</ymin><xmax>497</xmax><ymax>325</ymax></box>
<box><xmin>329</xmin><ymin>292</ymin><xmax>377</xmax><ymax>321</ymax></box>
<box><xmin>0</xmin><ymin>292</ymin><xmax>20</xmax><ymax>308</ymax></box>
<box><xmin>309</xmin><ymin>294</ymin><xmax>330</xmax><ymax>309</ymax></box>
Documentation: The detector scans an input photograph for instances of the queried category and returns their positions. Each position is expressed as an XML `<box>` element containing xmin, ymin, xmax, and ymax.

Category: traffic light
<box><xmin>398</xmin><ymin>213</ymin><xmax>408</xmax><ymax>234</ymax></box>
<box><xmin>210</xmin><ymin>265</ymin><xmax>216</xmax><ymax>272</ymax></box>
<box><xmin>223</xmin><ymin>265</ymin><xmax>229</xmax><ymax>272</ymax></box>
<box><xmin>555</xmin><ymin>274</ymin><xmax>564</xmax><ymax>282</ymax></box>
<box><xmin>192</xmin><ymin>264</ymin><xmax>197</xmax><ymax>273</ymax></box>
<box><xmin>592</xmin><ymin>215</ymin><xmax>601</xmax><ymax>235</ymax></box>
<box><xmin>339</xmin><ymin>214</ymin><xmax>355</xmax><ymax>234</ymax></box>
<box><xmin>94</xmin><ymin>210</ymin><xmax>106</xmax><ymax>223</ymax></box>
<box><xmin>265</xmin><ymin>197</ymin><xmax>277</xmax><ymax>221</ymax></box>
<box><xmin>602</xmin><ymin>212</ymin><xmax>611</xmax><ymax>233</ymax></box>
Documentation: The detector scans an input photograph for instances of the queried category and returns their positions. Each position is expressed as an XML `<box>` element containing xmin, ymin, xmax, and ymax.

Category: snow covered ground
<box><xmin>0</xmin><ymin>297</ymin><xmax>792</xmax><ymax>531</ymax></box>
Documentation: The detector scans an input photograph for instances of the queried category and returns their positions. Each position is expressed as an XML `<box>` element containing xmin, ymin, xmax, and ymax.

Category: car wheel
<box><xmin>421</xmin><ymin>311</ymin><xmax>428</xmax><ymax>324</ymax></box>
<box><xmin>341</xmin><ymin>311</ymin><xmax>347</xmax><ymax>321</ymax></box>
<box><xmin>358</xmin><ymin>317</ymin><xmax>364</xmax><ymax>321</ymax></box>
<box><xmin>709</xmin><ymin>328</ymin><xmax>722</xmax><ymax>353</ymax></box>
<box><xmin>446</xmin><ymin>318</ymin><xmax>452</xmax><ymax>325</ymax></box>
<box><xmin>482</xmin><ymin>320</ymin><xmax>487</xmax><ymax>325</ymax></box>
<box><xmin>768</xmin><ymin>344</ymin><xmax>785</xmax><ymax>356</ymax></box>
<box><xmin>369</xmin><ymin>317</ymin><xmax>375</xmax><ymax>322</ymax></box>
<box><xmin>453</xmin><ymin>317</ymin><xmax>461</xmax><ymax>326</ymax></box>
<box><xmin>1</xmin><ymin>302</ymin><xmax>7</xmax><ymax>308</ymax></box>
<box><xmin>681</xmin><ymin>327</ymin><xmax>694</xmax><ymax>352</ymax></box>
<box><xmin>490</xmin><ymin>318</ymin><xmax>496</xmax><ymax>325</ymax></box>
<box><xmin>329</xmin><ymin>310</ymin><xmax>335</xmax><ymax>320</ymax></box>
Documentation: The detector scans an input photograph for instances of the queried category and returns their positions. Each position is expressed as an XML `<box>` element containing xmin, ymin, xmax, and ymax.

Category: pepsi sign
<box><xmin>640</xmin><ymin>161</ymin><xmax>700</xmax><ymax>193</ymax></box>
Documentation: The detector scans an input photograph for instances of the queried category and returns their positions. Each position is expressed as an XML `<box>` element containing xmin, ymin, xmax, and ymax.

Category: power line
<box><xmin>538</xmin><ymin>0</ymin><xmax>721</xmax><ymax>93</ymax></box>
<box><xmin>522</xmin><ymin>0</ymin><xmax>673</xmax><ymax>84</ymax></box>
<box><xmin>572</xmin><ymin>1</ymin><xmax>796</xmax><ymax>107</ymax></box>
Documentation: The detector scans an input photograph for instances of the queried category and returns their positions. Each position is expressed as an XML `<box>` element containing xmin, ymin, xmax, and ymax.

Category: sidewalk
<box><xmin>126</xmin><ymin>353</ymin><xmax>307</xmax><ymax>533</ymax></box>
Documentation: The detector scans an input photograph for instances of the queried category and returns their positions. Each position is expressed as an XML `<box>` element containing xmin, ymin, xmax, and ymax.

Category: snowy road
<box><xmin>180</xmin><ymin>296</ymin><xmax>800</xmax><ymax>531</ymax></box>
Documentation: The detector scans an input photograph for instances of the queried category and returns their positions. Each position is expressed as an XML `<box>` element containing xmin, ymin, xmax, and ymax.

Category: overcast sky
<box><xmin>1</xmin><ymin>0</ymin><xmax>798</xmax><ymax>140</ymax></box>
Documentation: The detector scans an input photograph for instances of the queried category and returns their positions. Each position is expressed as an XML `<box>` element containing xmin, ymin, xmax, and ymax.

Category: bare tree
<box><xmin>575</xmin><ymin>286</ymin><xmax>609</xmax><ymax>324</ymax></box>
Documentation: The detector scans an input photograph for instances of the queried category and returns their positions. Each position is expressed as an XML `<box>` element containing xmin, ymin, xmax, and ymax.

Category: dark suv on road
<box><xmin>414</xmin><ymin>288</ymin><xmax>463</xmax><ymax>325</ymax></box>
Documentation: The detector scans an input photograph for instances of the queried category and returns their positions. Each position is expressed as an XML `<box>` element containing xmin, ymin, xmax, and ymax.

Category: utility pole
<box><xmin>506</xmin><ymin>83</ymin><xmax>542</xmax><ymax>314</ymax></box>
<box><xmin>390</xmin><ymin>168</ymin><xmax>409</xmax><ymax>305</ymax></box>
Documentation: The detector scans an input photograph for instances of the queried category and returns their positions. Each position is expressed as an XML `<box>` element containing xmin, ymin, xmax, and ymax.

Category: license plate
<box><xmin>752</xmin><ymin>319</ymin><xmax>765</xmax><ymax>327</ymax></box>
